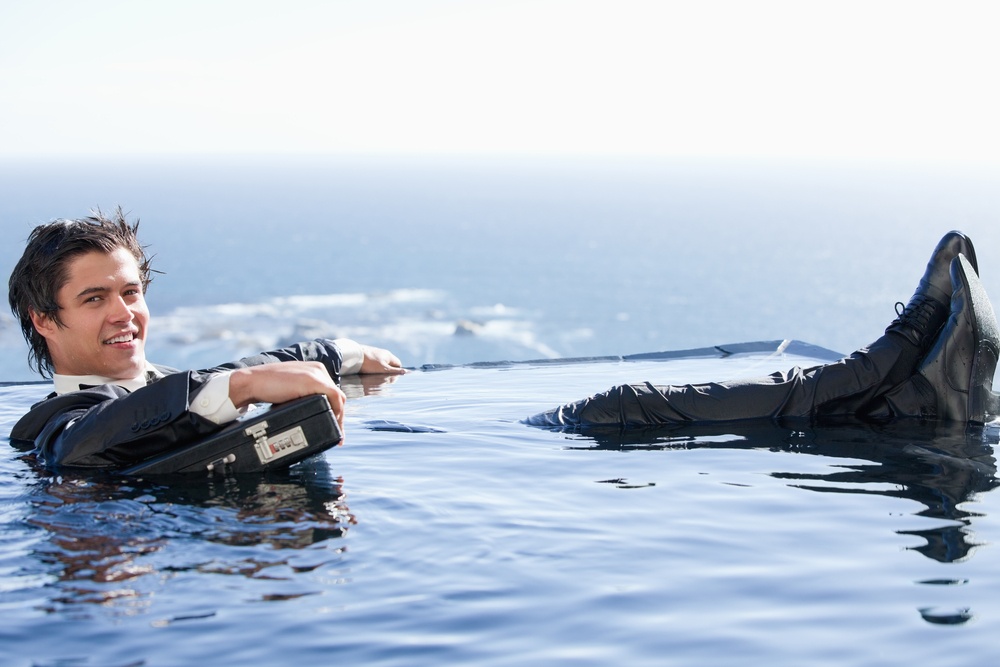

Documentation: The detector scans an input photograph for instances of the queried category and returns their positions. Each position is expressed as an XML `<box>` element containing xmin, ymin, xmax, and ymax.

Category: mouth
<box><xmin>104</xmin><ymin>331</ymin><xmax>140</xmax><ymax>345</ymax></box>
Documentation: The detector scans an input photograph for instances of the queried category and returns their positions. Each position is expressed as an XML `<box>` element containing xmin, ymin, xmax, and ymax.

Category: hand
<box><xmin>359</xmin><ymin>345</ymin><xmax>405</xmax><ymax>375</ymax></box>
<box><xmin>228</xmin><ymin>362</ymin><xmax>347</xmax><ymax>431</ymax></box>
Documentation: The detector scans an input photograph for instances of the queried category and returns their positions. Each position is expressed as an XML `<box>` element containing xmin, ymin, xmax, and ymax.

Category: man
<box><xmin>529</xmin><ymin>231</ymin><xmax>1000</xmax><ymax>429</ymax></box>
<box><xmin>8</xmin><ymin>211</ymin><xmax>404</xmax><ymax>468</ymax></box>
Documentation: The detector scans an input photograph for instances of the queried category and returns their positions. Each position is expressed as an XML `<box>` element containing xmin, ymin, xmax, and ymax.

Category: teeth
<box><xmin>105</xmin><ymin>334</ymin><xmax>134</xmax><ymax>344</ymax></box>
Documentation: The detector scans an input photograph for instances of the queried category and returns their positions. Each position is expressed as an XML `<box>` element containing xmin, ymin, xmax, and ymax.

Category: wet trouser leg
<box><xmin>527</xmin><ymin>334</ymin><xmax>920</xmax><ymax>428</ymax></box>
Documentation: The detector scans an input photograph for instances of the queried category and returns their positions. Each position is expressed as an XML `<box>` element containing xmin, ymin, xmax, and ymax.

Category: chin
<box><xmin>115</xmin><ymin>355</ymin><xmax>147</xmax><ymax>379</ymax></box>
<box><xmin>129</xmin><ymin>354</ymin><xmax>148</xmax><ymax>374</ymax></box>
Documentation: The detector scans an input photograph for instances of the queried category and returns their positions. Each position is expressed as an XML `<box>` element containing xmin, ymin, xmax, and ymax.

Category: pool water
<box><xmin>2</xmin><ymin>342</ymin><xmax>1000</xmax><ymax>666</ymax></box>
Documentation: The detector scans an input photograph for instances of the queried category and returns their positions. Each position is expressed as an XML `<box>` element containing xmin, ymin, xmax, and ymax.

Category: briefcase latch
<box><xmin>245</xmin><ymin>420</ymin><xmax>310</xmax><ymax>464</ymax></box>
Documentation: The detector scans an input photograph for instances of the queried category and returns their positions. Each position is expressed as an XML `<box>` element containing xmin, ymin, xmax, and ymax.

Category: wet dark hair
<box><xmin>7</xmin><ymin>207</ymin><xmax>154</xmax><ymax>378</ymax></box>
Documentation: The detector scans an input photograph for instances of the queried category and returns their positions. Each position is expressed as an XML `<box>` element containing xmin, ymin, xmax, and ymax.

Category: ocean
<box><xmin>3</xmin><ymin>155</ymin><xmax>999</xmax><ymax>379</ymax></box>
<box><xmin>2</xmin><ymin>155</ymin><xmax>1000</xmax><ymax>666</ymax></box>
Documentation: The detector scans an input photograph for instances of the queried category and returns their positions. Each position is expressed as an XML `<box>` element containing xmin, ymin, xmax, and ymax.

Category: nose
<box><xmin>108</xmin><ymin>295</ymin><xmax>134</xmax><ymax>323</ymax></box>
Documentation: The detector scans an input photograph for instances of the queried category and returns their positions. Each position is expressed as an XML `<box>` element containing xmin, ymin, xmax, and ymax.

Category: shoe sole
<box><xmin>958</xmin><ymin>254</ymin><xmax>1000</xmax><ymax>423</ymax></box>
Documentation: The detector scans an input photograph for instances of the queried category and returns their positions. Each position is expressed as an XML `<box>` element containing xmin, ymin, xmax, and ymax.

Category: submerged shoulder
<box><xmin>9</xmin><ymin>385</ymin><xmax>129</xmax><ymax>445</ymax></box>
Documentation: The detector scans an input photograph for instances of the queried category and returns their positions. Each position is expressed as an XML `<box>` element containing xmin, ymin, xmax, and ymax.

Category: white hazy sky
<box><xmin>1</xmin><ymin>0</ymin><xmax>998</xmax><ymax>162</ymax></box>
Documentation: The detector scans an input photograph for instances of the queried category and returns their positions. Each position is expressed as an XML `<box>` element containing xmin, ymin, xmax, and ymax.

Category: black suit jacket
<box><xmin>10</xmin><ymin>339</ymin><xmax>347</xmax><ymax>469</ymax></box>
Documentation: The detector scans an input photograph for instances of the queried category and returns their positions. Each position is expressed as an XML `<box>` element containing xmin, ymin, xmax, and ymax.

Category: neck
<box><xmin>51</xmin><ymin>363</ymin><xmax>160</xmax><ymax>395</ymax></box>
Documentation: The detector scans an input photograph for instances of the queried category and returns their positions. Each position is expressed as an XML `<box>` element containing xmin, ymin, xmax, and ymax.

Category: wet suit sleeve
<box><xmin>197</xmin><ymin>338</ymin><xmax>348</xmax><ymax>378</ymax></box>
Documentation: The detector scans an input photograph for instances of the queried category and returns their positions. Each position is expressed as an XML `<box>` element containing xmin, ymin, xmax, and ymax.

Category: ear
<box><xmin>29</xmin><ymin>308</ymin><xmax>58</xmax><ymax>337</ymax></box>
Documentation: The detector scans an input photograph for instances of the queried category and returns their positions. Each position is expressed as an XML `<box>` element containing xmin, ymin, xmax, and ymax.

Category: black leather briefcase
<box><xmin>122</xmin><ymin>394</ymin><xmax>342</xmax><ymax>476</ymax></box>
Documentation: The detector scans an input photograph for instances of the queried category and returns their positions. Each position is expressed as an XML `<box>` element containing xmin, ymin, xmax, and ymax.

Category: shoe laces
<box><xmin>893</xmin><ymin>294</ymin><xmax>938</xmax><ymax>328</ymax></box>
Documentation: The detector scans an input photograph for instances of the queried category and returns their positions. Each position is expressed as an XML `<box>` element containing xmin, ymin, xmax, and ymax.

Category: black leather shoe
<box><xmin>885</xmin><ymin>231</ymin><xmax>978</xmax><ymax>353</ymax></box>
<box><xmin>914</xmin><ymin>254</ymin><xmax>999</xmax><ymax>423</ymax></box>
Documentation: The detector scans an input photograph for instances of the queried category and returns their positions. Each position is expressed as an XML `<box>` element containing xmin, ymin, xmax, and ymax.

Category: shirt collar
<box><xmin>52</xmin><ymin>362</ymin><xmax>163</xmax><ymax>395</ymax></box>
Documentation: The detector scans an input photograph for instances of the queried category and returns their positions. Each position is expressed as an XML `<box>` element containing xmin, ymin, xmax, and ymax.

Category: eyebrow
<box><xmin>75</xmin><ymin>286</ymin><xmax>109</xmax><ymax>299</ymax></box>
<box><xmin>74</xmin><ymin>281</ymin><xmax>142</xmax><ymax>300</ymax></box>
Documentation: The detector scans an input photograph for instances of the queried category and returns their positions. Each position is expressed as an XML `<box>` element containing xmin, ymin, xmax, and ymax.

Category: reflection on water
<box><xmin>4</xmin><ymin>376</ymin><xmax>390</xmax><ymax>619</ymax></box>
<box><xmin>21</xmin><ymin>457</ymin><xmax>350</xmax><ymax>616</ymax></box>
<box><xmin>19</xmin><ymin>418</ymin><xmax>998</xmax><ymax>624</ymax></box>
<box><xmin>566</xmin><ymin>419</ymin><xmax>998</xmax><ymax>565</ymax></box>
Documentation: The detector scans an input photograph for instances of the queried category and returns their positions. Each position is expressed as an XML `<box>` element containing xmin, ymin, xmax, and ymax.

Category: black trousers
<box><xmin>527</xmin><ymin>334</ymin><xmax>923</xmax><ymax>428</ymax></box>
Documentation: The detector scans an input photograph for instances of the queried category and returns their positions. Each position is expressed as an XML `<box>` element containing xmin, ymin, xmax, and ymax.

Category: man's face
<box><xmin>31</xmin><ymin>247</ymin><xmax>150</xmax><ymax>379</ymax></box>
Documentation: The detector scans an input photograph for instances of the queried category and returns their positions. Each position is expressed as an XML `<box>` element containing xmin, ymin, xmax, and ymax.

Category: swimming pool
<box><xmin>2</xmin><ymin>341</ymin><xmax>999</xmax><ymax>666</ymax></box>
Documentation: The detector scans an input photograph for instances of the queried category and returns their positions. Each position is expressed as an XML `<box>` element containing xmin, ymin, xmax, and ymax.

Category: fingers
<box><xmin>360</xmin><ymin>345</ymin><xmax>406</xmax><ymax>374</ymax></box>
<box><xmin>326</xmin><ymin>383</ymin><xmax>346</xmax><ymax>432</ymax></box>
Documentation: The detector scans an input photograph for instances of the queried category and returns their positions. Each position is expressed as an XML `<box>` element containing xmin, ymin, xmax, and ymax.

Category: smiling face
<box><xmin>30</xmin><ymin>247</ymin><xmax>150</xmax><ymax>379</ymax></box>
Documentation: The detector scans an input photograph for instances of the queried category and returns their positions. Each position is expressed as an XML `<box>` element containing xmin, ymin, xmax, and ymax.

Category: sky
<box><xmin>1</xmin><ymin>0</ymin><xmax>998</xmax><ymax>163</ymax></box>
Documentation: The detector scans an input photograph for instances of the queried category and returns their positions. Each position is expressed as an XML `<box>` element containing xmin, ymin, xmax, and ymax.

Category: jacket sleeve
<box><xmin>12</xmin><ymin>371</ymin><xmax>225</xmax><ymax>469</ymax></box>
<box><xmin>198</xmin><ymin>338</ymin><xmax>348</xmax><ymax>378</ymax></box>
